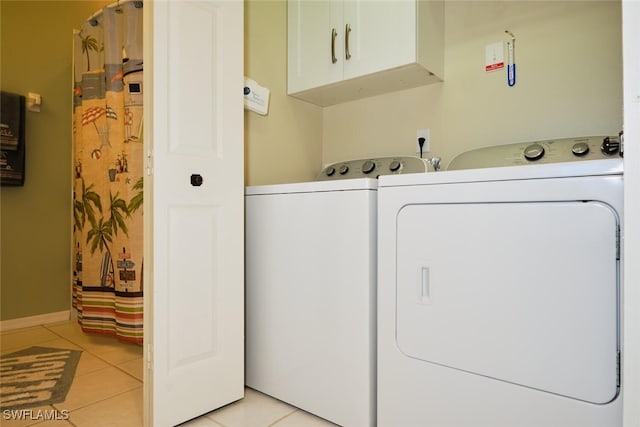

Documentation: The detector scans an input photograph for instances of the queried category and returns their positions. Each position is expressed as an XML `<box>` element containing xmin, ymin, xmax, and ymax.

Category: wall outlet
<box><xmin>416</xmin><ymin>129</ymin><xmax>430</xmax><ymax>156</ymax></box>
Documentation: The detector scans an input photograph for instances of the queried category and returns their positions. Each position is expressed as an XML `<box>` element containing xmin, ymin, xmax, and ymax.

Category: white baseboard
<box><xmin>0</xmin><ymin>310</ymin><xmax>71</xmax><ymax>332</ymax></box>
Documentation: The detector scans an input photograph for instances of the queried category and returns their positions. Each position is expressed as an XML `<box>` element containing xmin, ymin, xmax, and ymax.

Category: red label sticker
<box><xmin>486</xmin><ymin>62</ymin><xmax>505</xmax><ymax>72</ymax></box>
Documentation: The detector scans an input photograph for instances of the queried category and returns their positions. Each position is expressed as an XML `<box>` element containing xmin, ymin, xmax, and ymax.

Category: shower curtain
<box><xmin>72</xmin><ymin>0</ymin><xmax>144</xmax><ymax>344</ymax></box>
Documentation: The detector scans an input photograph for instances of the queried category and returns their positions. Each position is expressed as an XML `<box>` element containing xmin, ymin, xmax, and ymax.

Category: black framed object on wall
<box><xmin>1</xmin><ymin>91</ymin><xmax>26</xmax><ymax>186</ymax></box>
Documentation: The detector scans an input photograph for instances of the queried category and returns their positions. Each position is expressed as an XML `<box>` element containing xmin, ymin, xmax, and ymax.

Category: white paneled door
<box><xmin>143</xmin><ymin>0</ymin><xmax>244</xmax><ymax>426</ymax></box>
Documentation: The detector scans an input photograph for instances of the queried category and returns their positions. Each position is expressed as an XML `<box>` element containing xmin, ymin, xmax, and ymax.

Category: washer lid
<box><xmin>246</xmin><ymin>177</ymin><xmax>377</xmax><ymax>196</ymax></box>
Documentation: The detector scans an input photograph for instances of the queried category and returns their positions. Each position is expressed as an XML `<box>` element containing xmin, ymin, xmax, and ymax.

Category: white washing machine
<box><xmin>246</xmin><ymin>156</ymin><xmax>432</xmax><ymax>427</ymax></box>
<box><xmin>377</xmin><ymin>136</ymin><xmax>623</xmax><ymax>427</ymax></box>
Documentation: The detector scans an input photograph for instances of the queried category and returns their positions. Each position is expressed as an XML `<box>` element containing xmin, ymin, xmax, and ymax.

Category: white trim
<box><xmin>623</xmin><ymin>0</ymin><xmax>640</xmax><ymax>425</ymax></box>
<box><xmin>0</xmin><ymin>311</ymin><xmax>70</xmax><ymax>332</ymax></box>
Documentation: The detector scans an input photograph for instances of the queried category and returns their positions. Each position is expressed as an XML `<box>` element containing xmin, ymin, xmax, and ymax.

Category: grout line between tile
<box><xmin>53</xmin><ymin>384</ymin><xmax>143</xmax><ymax>415</ymax></box>
<box><xmin>200</xmin><ymin>416</ymin><xmax>228</xmax><ymax>427</ymax></box>
<box><xmin>42</xmin><ymin>323</ymin><xmax>144</xmax><ymax>382</ymax></box>
<box><xmin>267</xmin><ymin>408</ymin><xmax>300</xmax><ymax>427</ymax></box>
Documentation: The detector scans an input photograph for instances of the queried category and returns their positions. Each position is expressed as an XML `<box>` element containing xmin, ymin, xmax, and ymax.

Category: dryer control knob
<box><xmin>325</xmin><ymin>166</ymin><xmax>336</xmax><ymax>177</ymax></box>
<box><xmin>362</xmin><ymin>160</ymin><xmax>376</xmax><ymax>174</ymax></box>
<box><xmin>524</xmin><ymin>143</ymin><xmax>545</xmax><ymax>161</ymax></box>
<box><xmin>339</xmin><ymin>164</ymin><xmax>349</xmax><ymax>175</ymax></box>
<box><xmin>572</xmin><ymin>142</ymin><xmax>590</xmax><ymax>157</ymax></box>
<box><xmin>389</xmin><ymin>160</ymin><xmax>401</xmax><ymax>172</ymax></box>
<box><xmin>601</xmin><ymin>137</ymin><xmax>620</xmax><ymax>156</ymax></box>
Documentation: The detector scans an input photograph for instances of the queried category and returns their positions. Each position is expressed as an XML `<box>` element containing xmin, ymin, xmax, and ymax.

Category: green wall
<box><xmin>1</xmin><ymin>1</ymin><xmax>110</xmax><ymax>321</ymax></box>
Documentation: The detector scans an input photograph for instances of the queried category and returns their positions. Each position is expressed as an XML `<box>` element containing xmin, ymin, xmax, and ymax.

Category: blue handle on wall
<box><xmin>505</xmin><ymin>31</ymin><xmax>516</xmax><ymax>87</ymax></box>
<box><xmin>507</xmin><ymin>64</ymin><xmax>516</xmax><ymax>87</ymax></box>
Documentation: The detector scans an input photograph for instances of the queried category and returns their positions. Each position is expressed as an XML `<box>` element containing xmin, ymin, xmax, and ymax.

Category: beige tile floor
<box><xmin>1</xmin><ymin>319</ymin><xmax>338</xmax><ymax>427</ymax></box>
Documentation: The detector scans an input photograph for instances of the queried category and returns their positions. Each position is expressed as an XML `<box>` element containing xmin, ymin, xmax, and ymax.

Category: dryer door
<box><xmin>395</xmin><ymin>201</ymin><xmax>619</xmax><ymax>404</ymax></box>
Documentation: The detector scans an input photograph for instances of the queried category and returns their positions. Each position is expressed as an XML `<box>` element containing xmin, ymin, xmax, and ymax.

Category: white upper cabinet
<box><xmin>288</xmin><ymin>0</ymin><xmax>343</xmax><ymax>93</ymax></box>
<box><xmin>288</xmin><ymin>0</ymin><xmax>444</xmax><ymax>106</ymax></box>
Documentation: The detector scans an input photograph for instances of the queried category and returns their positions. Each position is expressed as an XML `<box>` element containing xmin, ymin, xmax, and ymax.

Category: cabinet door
<box><xmin>343</xmin><ymin>0</ymin><xmax>416</xmax><ymax>80</ymax></box>
<box><xmin>288</xmin><ymin>0</ymin><xmax>343</xmax><ymax>94</ymax></box>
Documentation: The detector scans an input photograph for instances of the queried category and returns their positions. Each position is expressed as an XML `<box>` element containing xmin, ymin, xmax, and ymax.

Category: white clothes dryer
<box><xmin>377</xmin><ymin>136</ymin><xmax>623</xmax><ymax>427</ymax></box>
<box><xmin>246</xmin><ymin>156</ymin><xmax>431</xmax><ymax>427</ymax></box>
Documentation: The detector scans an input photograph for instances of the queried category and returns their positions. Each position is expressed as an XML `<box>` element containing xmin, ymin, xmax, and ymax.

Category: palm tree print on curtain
<box><xmin>72</xmin><ymin>0</ymin><xmax>144</xmax><ymax>344</ymax></box>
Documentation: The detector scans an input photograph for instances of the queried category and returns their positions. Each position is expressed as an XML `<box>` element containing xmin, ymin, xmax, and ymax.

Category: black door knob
<box><xmin>191</xmin><ymin>174</ymin><xmax>203</xmax><ymax>186</ymax></box>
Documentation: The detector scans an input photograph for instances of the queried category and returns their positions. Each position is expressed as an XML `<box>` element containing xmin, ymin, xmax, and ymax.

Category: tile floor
<box><xmin>1</xmin><ymin>319</ymin><xmax>338</xmax><ymax>427</ymax></box>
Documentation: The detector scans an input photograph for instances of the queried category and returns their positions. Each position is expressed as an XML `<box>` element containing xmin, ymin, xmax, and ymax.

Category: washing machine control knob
<box><xmin>325</xmin><ymin>166</ymin><xmax>336</xmax><ymax>177</ymax></box>
<box><xmin>362</xmin><ymin>160</ymin><xmax>376</xmax><ymax>174</ymax></box>
<box><xmin>571</xmin><ymin>142</ymin><xmax>590</xmax><ymax>157</ymax></box>
<box><xmin>524</xmin><ymin>143</ymin><xmax>545</xmax><ymax>161</ymax></box>
<box><xmin>389</xmin><ymin>160</ymin><xmax>401</xmax><ymax>172</ymax></box>
<box><xmin>339</xmin><ymin>164</ymin><xmax>349</xmax><ymax>175</ymax></box>
<box><xmin>601</xmin><ymin>137</ymin><xmax>620</xmax><ymax>156</ymax></box>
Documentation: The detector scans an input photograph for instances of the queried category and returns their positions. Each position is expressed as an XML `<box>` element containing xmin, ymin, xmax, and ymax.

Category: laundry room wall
<box><xmin>0</xmin><ymin>0</ymin><xmax>112</xmax><ymax>322</ymax></box>
<box><xmin>322</xmin><ymin>1</ymin><xmax>622</xmax><ymax>168</ymax></box>
<box><xmin>244</xmin><ymin>0</ymin><xmax>323</xmax><ymax>185</ymax></box>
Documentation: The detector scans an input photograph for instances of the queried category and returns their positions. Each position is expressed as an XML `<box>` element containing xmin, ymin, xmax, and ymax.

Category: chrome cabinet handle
<box><xmin>345</xmin><ymin>24</ymin><xmax>352</xmax><ymax>60</ymax></box>
<box><xmin>331</xmin><ymin>28</ymin><xmax>338</xmax><ymax>64</ymax></box>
